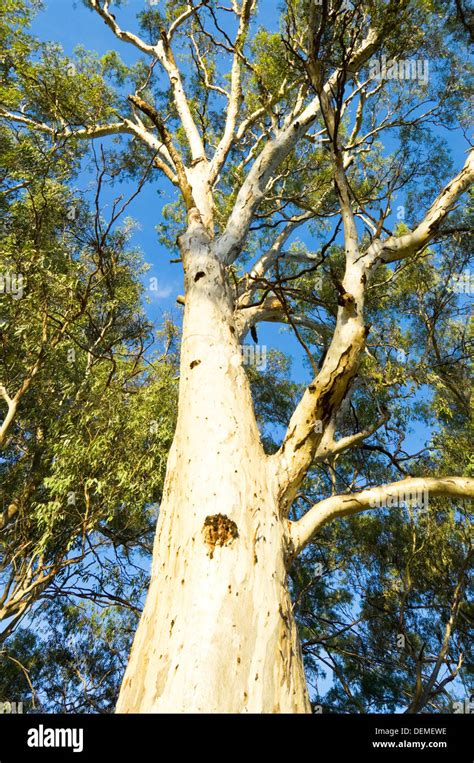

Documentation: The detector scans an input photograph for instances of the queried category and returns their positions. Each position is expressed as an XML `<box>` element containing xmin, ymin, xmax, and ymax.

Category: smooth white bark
<box><xmin>116</xmin><ymin>237</ymin><xmax>310</xmax><ymax>713</ymax></box>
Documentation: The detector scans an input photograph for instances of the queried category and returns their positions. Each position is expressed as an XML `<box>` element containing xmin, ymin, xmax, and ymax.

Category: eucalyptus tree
<box><xmin>1</xmin><ymin>0</ymin><xmax>472</xmax><ymax>713</ymax></box>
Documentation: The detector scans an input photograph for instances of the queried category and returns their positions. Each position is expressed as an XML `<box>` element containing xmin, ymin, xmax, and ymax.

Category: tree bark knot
<box><xmin>202</xmin><ymin>514</ymin><xmax>239</xmax><ymax>558</ymax></box>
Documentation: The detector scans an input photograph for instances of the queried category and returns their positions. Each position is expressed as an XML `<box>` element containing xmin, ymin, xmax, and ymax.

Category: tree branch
<box><xmin>168</xmin><ymin>2</ymin><xmax>209</xmax><ymax>41</ymax></box>
<box><xmin>245</xmin><ymin>213</ymin><xmax>313</xmax><ymax>284</ymax></box>
<box><xmin>128</xmin><ymin>94</ymin><xmax>195</xmax><ymax>210</ymax></box>
<box><xmin>89</xmin><ymin>0</ymin><xmax>156</xmax><ymax>56</ymax></box>
<box><xmin>209</xmin><ymin>0</ymin><xmax>255</xmax><ymax>184</ymax></box>
<box><xmin>405</xmin><ymin>548</ymin><xmax>471</xmax><ymax>713</ymax></box>
<box><xmin>0</xmin><ymin>109</ymin><xmax>131</xmax><ymax>140</ymax></box>
<box><xmin>0</xmin><ymin>350</ymin><xmax>45</xmax><ymax>449</ymax></box>
<box><xmin>315</xmin><ymin>411</ymin><xmax>389</xmax><ymax>461</ymax></box>
<box><xmin>288</xmin><ymin>477</ymin><xmax>474</xmax><ymax>559</ymax></box>
<box><xmin>366</xmin><ymin>150</ymin><xmax>474</xmax><ymax>265</ymax></box>
<box><xmin>89</xmin><ymin>0</ymin><xmax>206</xmax><ymax>163</ymax></box>
<box><xmin>215</xmin><ymin>26</ymin><xmax>381</xmax><ymax>264</ymax></box>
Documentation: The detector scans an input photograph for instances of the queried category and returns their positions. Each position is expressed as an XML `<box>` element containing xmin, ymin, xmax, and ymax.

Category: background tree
<box><xmin>0</xmin><ymin>0</ymin><xmax>178</xmax><ymax>665</ymax></box>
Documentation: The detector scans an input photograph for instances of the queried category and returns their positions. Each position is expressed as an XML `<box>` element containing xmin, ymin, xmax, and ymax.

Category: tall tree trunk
<box><xmin>116</xmin><ymin>239</ymin><xmax>311</xmax><ymax>713</ymax></box>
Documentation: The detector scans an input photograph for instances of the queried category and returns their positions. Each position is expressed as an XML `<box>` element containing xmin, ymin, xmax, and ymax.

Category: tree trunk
<box><xmin>116</xmin><ymin>239</ymin><xmax>310</xmax><ymax>713</ymax></box>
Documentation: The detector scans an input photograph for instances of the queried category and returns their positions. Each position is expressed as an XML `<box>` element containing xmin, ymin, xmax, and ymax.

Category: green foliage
<box><xmin>0</xmin><ymin>597</ymin><xmax>140</xmax><ymax>712</ymax></box>
<box><xmin>0</xmin><ymin>92</ymin><xmax>178</xmax><ymax>643</ymax></box>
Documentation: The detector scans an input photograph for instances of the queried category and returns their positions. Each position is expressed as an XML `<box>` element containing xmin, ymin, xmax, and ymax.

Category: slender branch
<box><xmin>246</xmin><ymin>214</ymin><xmax>313</xmax><ymax>283</ymax></box>
<box><xmin>288</xmin><ymin>477</ymin><xmax>474</xmax><ymax>559</ymax></box>
<box><xmin>209</xmin><ymin>0</ymin><xmax>255</xmax><ymax>184</ymax></box>
<box><xmin>0</xmin><ymin>110</ymin><xmax>130</xmax><ymax>140</ymax></box>
<box><xmin>215</xmin><ymin>25</ymin><xmax>382</xmax><ymax>264</ymax></box>
<box><xmin>156</xmin><ymin>31</ymin><xmax>206</xmax><ymax>163</ymax></box>
<box><xmin>405</xmin><ymin>549</ymin><xmax>472</xmax><ymax>713</ymax></box>
<box><xmin>88</xmin><ymin>0</ymin><xmax>156</xmax><ymax>56</ymax></box>
<box><xmin>0</xmin><ymin>348</ymin><xmax>45</xmax><ymax>449</ymax></box>
<box><xmin>236</xmin><ymin>304</ymin><xmax>326</xmax><ymax>341</ymax></box>
<box><xmin>0</xmin><ymin>109</ymin><xmax>179</xmax><ymax>183</ymax></box>
<box><xmin>315</xmin><ymin>412</ymin><xmax>389</xmax><ymax>461</ymax></box>
<box><xmin>168</xmin><ymin>2</ymin><xmax>208</xmax><ymax>41</ymax></box>
<box><xmin>366</xmin><ymin>150</ymin><xmax>474</xmax><ymax>265</ymax></box>
<box><xmin>128</xmin><ymin>94</ymin><xmax>195</xmax><ymax>210</ymax></box>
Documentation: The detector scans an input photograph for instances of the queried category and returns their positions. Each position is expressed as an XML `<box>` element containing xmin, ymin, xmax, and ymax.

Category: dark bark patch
<box><xmin>190</xmin><ymin>359</ymin><xmax>201</xmax><ymax>369</ymax></box>
<box><xmin>202</xmin><ymin>514</ymin><xmax>239</xmax><ymax>558</ymax></box>
<box><xmin>194</xmin><ymin>271</ymin><xmax>206</xmax><ymax>282</ymax></box>
<box><xmin>279</xmin><ymin>604</ymin><xmax>289</xmax><ymax>623</ymax></box>
<box><xmin>337</xmin><ymin>292</ymin><xmax>356</xmax><ymax>311</ymax></box>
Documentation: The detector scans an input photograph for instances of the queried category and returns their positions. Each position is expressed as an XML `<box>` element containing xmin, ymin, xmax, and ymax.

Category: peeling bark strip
<box><xmin>275</xmin><ymin>305</ymin><xmax>366</xmax><ymax>513</ymax></box>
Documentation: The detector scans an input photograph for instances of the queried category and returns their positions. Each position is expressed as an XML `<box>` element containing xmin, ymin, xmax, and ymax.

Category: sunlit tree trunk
<box><xmin>116</xmin><ymin>235</ymin><xmax>311</xmax><ymax>713</ymax></box>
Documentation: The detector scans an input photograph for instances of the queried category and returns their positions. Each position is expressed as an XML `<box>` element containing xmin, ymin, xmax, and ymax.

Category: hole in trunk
<box><xmin>202</xmin><ymin>514</ymin><xmax>239</xmax><ymax>558</ymax></box>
